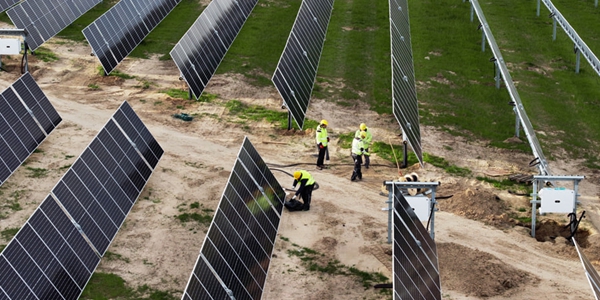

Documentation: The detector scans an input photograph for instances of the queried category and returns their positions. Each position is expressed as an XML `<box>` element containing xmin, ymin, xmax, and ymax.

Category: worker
<box><xmin>351</xmin><ymin>132</ymin><xmax>366</xmax><ymax>181</ymax></box>
<box><xmin>315</xmin><ymin>119</ymin><xmax>329</xmax><ymax>170</ymax></box>
<box><xmin>354</xmin><ymin>123</ymin><xmax>373</xmax><ymax>169</ymax></box>
<box><xmin>291</xmin><ymin>170</ymin><xmax>315</xmax><ymax>211</ymax></box>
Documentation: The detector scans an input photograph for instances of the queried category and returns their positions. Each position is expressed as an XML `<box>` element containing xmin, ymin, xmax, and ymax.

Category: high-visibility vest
<box><xmin>351</xmin><ymin>137</ymin><xmax>364</xmax><ymax>155</ymax></box>
<box><xmin>316</xmin><ymin>125</ymin><xmax>328</xmax><ymax>146</ymax></box>
<box><xmin>298</xmin><ymin>170</ymin><xmax>315</xmax><ymax>185</ymax></box>
<box><xmin>355</xmin><ymin>129</ymin><xmax>373</xmax><ymax>148</ymax></box>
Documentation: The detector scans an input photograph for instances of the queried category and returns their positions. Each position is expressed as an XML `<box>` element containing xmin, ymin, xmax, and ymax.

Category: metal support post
<box><xmin>514</xmin><ymin>107</ymin><xmax>520</xmax><ymax>138</ymax></box>
<box><xmin>481</xmin><ymin>30</ymin><xmax>486</xmax><ymax>52</ymax></box>
<box><xmin>537</xmin><ymin>0</ymin><xmax>541</xmax><ymax>17</ymax></box>
<box><xmin>530</xmin><ymin>179</ymin><xmax>539</xmax><ymax>238</ymax></box>
<box><xmin>494</xmin><ymin>61</ymin><xmax>500</xmax><ymax>89</ymax></box>
<box><xmin>401</xmin><ymin>140</ymin><xmax>408</xmax><ymax>168</ymax></box>
<box><xmin>575</xmin><ymin>46</ymin><xmax>581</xmax><ymax>74</ymax></box>
<box><xmin>596</xmin><ymin>0</ymin><xmax>598</xmax><ymax>8</ymax></box>
<box><xmin>552</xmin><ymin>18</ymin><xmax>557</xmax><ymax>41</ymax></box>
<box><xmin>470</xmin><ymin>3</ymin><xmax>474</xmax><ymax>22</ymax></box>
<box><xmin>287</xmin><ymin>111</ymin><xmax>292</xmax><ymax>130</ymax></box>
<box><xmin>188</xmin><ymin>88</ymin><xmax>192</xmax><ymax>100</ymax></box>
<box><xmin>429</xmin><ymin>188</ymin><xmax>437</xmax><ymax>240</ymax></box>
<box><xmin>386</xmin><ymin>189</ymin><xmax>393</xmax><ymax>244</ymax></box>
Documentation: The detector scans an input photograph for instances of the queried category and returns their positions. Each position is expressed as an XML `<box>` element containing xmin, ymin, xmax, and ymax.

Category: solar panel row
<box><xmin>83</xmin><ymin>0</ymin><xmax>182</xmax><ymax>75</ymax></box>
<box><xmin>182</xmin><ymin>137</ymin><xmax>285</xmax><ymax>300</ymax></box>
<box><xmin>170</xmin><ymin>0</ymin><xmax>258</xmax><ymax>99</ymax></box>
<box><xmin>389</xmin><ymin>0</ymin><xmax>423</xmax><ymax>165</ymax></box>
<box><xmin>7</xmin><ymin>0</ymin><xmax>102</xmax><ymax>51</ymax></box>
<box><xmin>392</xmin><ymin>186</ymin><xmax>441</xmax><ymax>300</ymax></box>
<box><xmin>0</xmin><ymin>0</ymin><xmax>18</xmax><ymax>14</ymax></box>
<box><xmin>271</xmin><ymin>0</ymin><xmax>334</xmax><ymax>130</ymax></box>
<box><xmin>0</xmin><ymin>101</ymin><xmax>163</xmax><ymax>300</ymax></box>
<box><xmin>0</xmin><ymin>72</ymin><xmax>61</xmax><ymax>186</ymax></box>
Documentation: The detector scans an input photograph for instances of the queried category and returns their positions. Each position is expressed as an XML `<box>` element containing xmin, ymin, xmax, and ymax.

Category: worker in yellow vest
<box><xmin>355</xmin><ymin>123</ymin><xmax>373</xmax><ymax>169</ymax></box>
<box><xmin>315</xmin><ymin>120</ymin><xmax>329</xmax><ymax>170</ymax></box>
<box><xmin>351</xmin><ymin>132</ymin><xmax>366</xmax><ymax>181</ymax></box>
<box><xmin>291</xmin><ymin>170</ymin><xmax>315</xmax><ymax>211</ymax></box>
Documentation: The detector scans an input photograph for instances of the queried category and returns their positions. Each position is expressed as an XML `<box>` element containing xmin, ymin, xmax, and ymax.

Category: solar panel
<box><xmin>271</xmin><ymin>0</ymin><xmax>334</xmax><ymax>130</ymax></box>
<box><xmin>170</xmin><ymin>0</ymin><xmax>259</xmax><ymax>100</ymax></box>
<box><xmin>0</xmin><ymin>72</ymin><xmax>62</xmax><ymax>186</ymax></box>
<box><xmin>51</xmin><ymin>101</ymin><xmax>163</xmax><ymax>255</ymax></box>
<box><xmin>0</xmin><ymin>196</ymin><xmax>101</xmax><ymax>299</ymax></box>
<box><xmin>83</xmin><ymin>0</ymin><xmax>182</xmax><ymax>75</ymax></box>
<box><xmin>574</xmin><ymin>239</ymin><xmax>600</xmax><ymax>299</ymax></box>
<box><xmin>182</xmin><ymin>137</ymin><xmax>285</xmax><ymax>300</ymax></box>
<box><xmin>0</xmin><ymin>0</ymin><xmax>18</xmax><ymax>13</ymax></box>
<box><xmin>7</xmin><ymin>0</ymin><xmax>102</xmax><ymax>51</ymax></box>
<box><xmin>389</xmin><ymin>0</ymin><xmax>423</xmax><ymax>165</ymax></box>
<box><xmin>392</xmin><ymin>186</ymin><xmax>441</xmax><ymax>299</ymax></box>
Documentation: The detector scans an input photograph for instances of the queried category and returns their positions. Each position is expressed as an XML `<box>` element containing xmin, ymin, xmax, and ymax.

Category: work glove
<box><xmin>291</xmin><ymin>195</ymin><xmax>297</xmax><ymax>200</ymax></box>
<box><xmin>327</xmin><ymin>137</ymin><xmax>330</xmax><ymax>142</ymax></box>
<box><xmin>319</xmin><ymin>143</ymin><xmax>324</xmax><ymax>149</ymax></box>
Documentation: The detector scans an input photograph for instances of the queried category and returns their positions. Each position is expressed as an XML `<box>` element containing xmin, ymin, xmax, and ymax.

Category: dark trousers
<box><xmin>317</xmin><ymin>146</ymin><xmax>327</xmax><ymax>167</ymax></box>
<box><xmin>351</xmin><ymin>154</ymin><xmax>362</xmax><ymax>181</ymax></box>
<box><xmin>300</xmin><ymin>184</ymin><xmax>314</xmax><ymax>209</ymax></box>
<box><xmin>363</xmin><ymin>148</ymin><xmax>370</xmax><ymax>168</ymax></box>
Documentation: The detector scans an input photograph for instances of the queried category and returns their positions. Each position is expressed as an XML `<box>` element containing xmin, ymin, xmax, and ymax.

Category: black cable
<box><xmin>267</xmin><ymin>162</ymin><xmax>398</xmax><ymax>168</ymax></box>
<box><xmin>269</xmin><ymin>168</ymin><xmax>319</xmax><ymax>191</ymax></box>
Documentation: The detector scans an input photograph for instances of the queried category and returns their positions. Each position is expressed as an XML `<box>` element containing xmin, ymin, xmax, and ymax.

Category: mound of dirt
<box><xmin>438</xmin><ymin>187</ymin><xmax>513</xmax><ymax>228</ymax></box>
<box><xmin>438</xmin><ymin>242</ymin><xmax>539</xmax><ymax>297</ymax></box>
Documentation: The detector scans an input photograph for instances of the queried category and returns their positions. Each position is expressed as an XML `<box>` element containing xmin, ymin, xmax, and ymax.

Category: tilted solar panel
<box><xmin>272</xmin><ymin>0</ymin><xmax>334</xmax><ymax>130</ymax></box>
<box><xmin>389</xmin><ymin>0</ymin><xmax>423</xmax><ymax>165</ymax></box>
<box><xmin>574</xmin><ymin>239</ymin><xmax>600</xmax><ymax>299</ymax></box>
<box><xmin>0</xmin><ymin>0</ymin><xmax>18</xmax><ymax>13</ymax></box>
<box><xmin>182</xmin><ymin>137</ymin><xmax>285</xmax><ymax>300</ymax></box>
<box><xmin>0</xmin><ymin>101</ymin><xmax>162</xmax><ymax>299</ymax></box>
<box><xmin>0</xmin><ymin>196</ymin><xmax>101</xmax><ymax>299</ymax></box>
<box><xmin>83</xmin><ymin>0</ymin><xmax>182</xmax><ymax>75</ymax></box>
<box><xmin>51</xmin><ymin>101</ymin><xmax>163</xmax><ymax>255</ymax></box>
<box><xmin>393</xmin><ymin>186</ymin><xmax>441</xmax><ymax>300</ymax></box>
<box><xmin>170</xmin><ymin>0</ymin><xmax>258</xmax><ymax>99</ymax></box>
<box><xmin>0</xmin><ymin>72</ymin><xmax>61</xmax><ymax>186</ymax></box>
<box><xmin>7</xmin><ymin>0</ymin><xmax>102</xmax><ymax>51</ymax></box>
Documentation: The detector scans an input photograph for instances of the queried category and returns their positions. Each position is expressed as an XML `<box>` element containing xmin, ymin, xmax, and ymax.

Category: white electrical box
<box><xmin>0</xmin><ymin>39</ymin><xmax>21</xmax><ymax>55</ymax></box>
<box><xmin>405</xmin><ymin>195</ymin><xmax>431</xmax><ymax>222</ymax></box>
<box><xmin>539</xmin><ymin>188</ymin><xmax>575</xmax><ymax>214</ymax></box>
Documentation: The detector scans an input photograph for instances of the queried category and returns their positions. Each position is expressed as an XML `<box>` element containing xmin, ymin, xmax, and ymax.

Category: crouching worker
<box><xmin>286</xmin><ymin>170</ymin><xmax>315</xmax><ymax>211</ymax></box>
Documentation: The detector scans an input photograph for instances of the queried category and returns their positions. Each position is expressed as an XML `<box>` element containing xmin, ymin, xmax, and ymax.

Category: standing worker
<box><xmin>315</xmin><ymin>119</ymin><xmax>329</xmax><ymax>170</ymax></box>
<box><xmin>291</xmin><ymin>170</ymin><xmax>315</xmax><ymax>211</ymax></box>
<box><xmin>351</xmin><ymin>132</ymin><xmax>366</xmax><ymax>181</ymax></box>
<box><xmin>355</xmin><ymin>123</ymin><xmax>373</xmax><ymax>169</ymax></box>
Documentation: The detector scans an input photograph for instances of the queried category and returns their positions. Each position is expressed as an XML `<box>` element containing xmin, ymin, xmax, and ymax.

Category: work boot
<box><xmin>303</xmin><ymin>206</ymin><xmax>310</xmax><ymax>211</ymax></box>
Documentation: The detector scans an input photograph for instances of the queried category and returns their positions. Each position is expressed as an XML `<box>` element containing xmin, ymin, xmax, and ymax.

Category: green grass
<box><xmin>26</xmin><ymin>167</ymin><xmax>48</xmax><ymax>178</ymax></box>
<box><xmin>81</xmin><ymin>273</ymin><xmax>176</xmax><ymax>300</ymax></box>
<box><xmin>225</xmin><ymin>100</ymin><xmax>319</xmax><ymax>130</ymax></box>
<box><xmin>1</xmin><ymin>227</ymin><xmax>19</xmax><ymax>241</ymax></box>
<box><xmin>161</xmin><ymin>89</ymin><xmax>189</xmax><ymax>99</ymax></box>
<box><xmin>476</xmin><ymin>176</ymin><xmax>531</xmax><ymax>195</ymax></box>
<box><xmin>88</xmin><ymin>83</ymin><xmax>100</xmax><ymax>90</ymax></box>
<box><xmin>104</xmin><ymin>251</ymin><xmax>130</xmax><ymax>263</ymax></box>
<box><xmin>33</xmin><ymin>47</ymin><xmax>59</xmax><ymax>62</ymax></box>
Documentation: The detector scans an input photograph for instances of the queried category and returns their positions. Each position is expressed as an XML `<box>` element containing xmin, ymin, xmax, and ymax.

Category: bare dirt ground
<box><xmin>1</xmin><ymin>37</ymin><xmax>600</xmax><ymax>300</ymax></box>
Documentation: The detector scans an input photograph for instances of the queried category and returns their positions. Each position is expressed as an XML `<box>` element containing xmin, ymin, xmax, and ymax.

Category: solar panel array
<box><xmin>271</xmin><ymin>0</ymin><xmax>334</xmax><ymax>130</ymax></box>
<box><xmin>182</xmin><ymin>137</ymin><xmax>285</xmax><ymax>300</ymax></box>
<box><xmin>170</xmin><ymin>0</ymin><xmax>258</xmax><ymax>100</ymax></box>
<box><xmin>0</xmin><ymin>0</ymin><xmax>18</xmax><ymax>13</ymax></box>
<box><xmin>0</xmin><ymin>101</ymin><xmax>163</xmax><ymax>299</ymax></box>
<box><xmin>392</xmin><ymin>186</ymin><xmax>441</xmax><ymax>299</ymax></box>
<box><xmin>0</xmin><ymin>72</ymin><xmax>62</xmax><ymax>186</ymax></box>
<box><xmin>7</xmin><ymin>0</ymin><xmax>102</xmax><ymax>51</ymax></box>
<box><xmin>83</xmin><ymin>0</ymin><xmax>182</xmax><ymax>75</ymax></box>
<box><xmin>574</xmin><ymin>239</ymin><xmax>600</xmax><ymax>299</ymax></box>
<box><xmin>389</xmin><ymin>0</ymin><xmax>423</xmax><ymax>165</ymax></box>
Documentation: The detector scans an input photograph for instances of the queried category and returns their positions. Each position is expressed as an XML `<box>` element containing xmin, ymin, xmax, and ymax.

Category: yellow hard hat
<box><xmin>321</xmin><ymin>119</ymin><xmax>328</xmax><ymax>126</ymax></box>
<box><xmin>360</xmin><ymin>123</ymin><xmax>367</xmax><ymax>131</ymax></box>
<box><xmin>293</xmin><ymin>171</ymin><xmax>302</xmax><ymax>180</ymax></box>
<box><xmin>360</xmin><ymin>132</ymin><xmax>366</xmax><ymax>139</ymax></box>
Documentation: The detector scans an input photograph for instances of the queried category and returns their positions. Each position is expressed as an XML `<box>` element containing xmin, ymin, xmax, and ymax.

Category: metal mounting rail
<box><xmin>469</xmin><ymin>0</ymin><xmax>551</xmax><ymax>176</ymax></box>
<box><xmin>537</xmin><ymin>0</ymin><xmax>600</xmax><ymax>75</ymax></box>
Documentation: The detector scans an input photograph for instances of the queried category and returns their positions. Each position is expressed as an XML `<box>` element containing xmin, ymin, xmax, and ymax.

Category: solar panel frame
<box><xmin>389</xmin><ymin>0</ymin><xmax>423</xmax><ymax>165</ymax></box>
<box><xmin>182</xmin><ymin>137</ymin><xmax>284</xmax><ymax>300</ymax></box>
<box><xmin>574</xmin><ymin>239</ymin><xmax>600</xmax><ymax>299</ymax></box>
<box><xmin>392</xmin><ymin>186</ymin><xmax>441</xmax><ymax>300</ymax></box>
<box><xmin>170</xmin><ymin>0</ymin><xmax>259</xmax><ymax>100</ymax></box>
<box><xmin>83</xmin><ymin>0</ymin><xmax>182</xmax><ymax>75</ymax></box>
<box><xmin>0</xmin><ymin>196</ymin><xmax>102</xmax><ymax>300</ymax></box>
<box><xmin>0</xmin><ymin>73</ymin><xmax>62</xmax><ymax>186</ymax></box>
<box><xmin>7</xmin><ymin>0</ymin><xmax>102</xmax><ymax>51</ymax></box>
<box><xmin>0</xmin><ymin>0</ymin><xmax>18</xmax><ymax>14</ymax></box>
<box><xmin>271</xmin><ymin>0</ymin><xmax>334</xmax><ymax>130</ymax></box>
